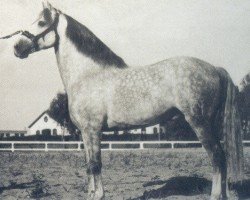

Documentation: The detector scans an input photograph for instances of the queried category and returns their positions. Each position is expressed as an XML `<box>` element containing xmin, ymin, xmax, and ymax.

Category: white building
<box><xmin>27</xmin><ymin>111</ymin><xmax>70</xmax><ymax>136</ymax></box>
<box><xmin>102</xmin><ymin>124</ymin><xmax>166</xmax><ymax>135</ymax></box>
<box><xmin>0</xmin><ymin>111</ymin><xmax>166</xmax><ymax>140</ymax></box>
<box><xmin>0</xmin><ymin>130</ymin><xmax>26</xmax><ymax>138</ymax></box>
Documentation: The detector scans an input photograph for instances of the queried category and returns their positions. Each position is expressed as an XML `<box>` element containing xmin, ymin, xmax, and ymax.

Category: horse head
<box><xmin>13</xmin><ymin>1</ymin><xmax>60</xmax><ymax>59</ymax></box>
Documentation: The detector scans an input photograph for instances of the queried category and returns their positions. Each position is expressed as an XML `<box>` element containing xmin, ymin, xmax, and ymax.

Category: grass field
<box><xmin>0</xmin><ymin>148</ymin><xmax>249</xmax><ymax>200</ymax></box>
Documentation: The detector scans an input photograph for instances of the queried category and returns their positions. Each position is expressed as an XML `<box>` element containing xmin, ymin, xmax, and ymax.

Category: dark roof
<box><xmin>28</xmin><ymin>111</ymin><xmax>48</xmax><ymax>128</ymax></box>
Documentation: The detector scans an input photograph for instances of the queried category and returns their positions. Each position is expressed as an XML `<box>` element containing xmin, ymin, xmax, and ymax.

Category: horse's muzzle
<box><xmin>14</xmin><ymin>38</ymin><xmax>35</xmax><ymax>59</ymax></box>
<box><xmin>14</xmin><ymin>49</ymin><xmax>29</xmax><ymax>59</ymax></box>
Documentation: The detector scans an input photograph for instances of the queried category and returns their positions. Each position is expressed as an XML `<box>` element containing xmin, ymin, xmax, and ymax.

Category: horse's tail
<box><xmin>218</xmin><ymin>68</ymin><xmax>244</xmax><ymax>182</ymax></box>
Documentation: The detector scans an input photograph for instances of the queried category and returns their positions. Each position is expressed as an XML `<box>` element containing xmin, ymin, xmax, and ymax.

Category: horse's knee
<box><xmin>202</xmin><ymin>141</ymin><xmax>226</xmax><ymax>168</ymax></box>
<box><xmin>87</xmin><ymin>160</ymin><xmax>102</xmax><ymax>175</ymax></box>
<box><xmin>213</xmin><ymin>145</ymin><xmax>226</xmax><ymax>171</ymax></box>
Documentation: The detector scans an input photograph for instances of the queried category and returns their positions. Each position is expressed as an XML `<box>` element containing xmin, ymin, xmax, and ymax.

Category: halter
<box><xmin>0</xmin><ymin>13</ymin><xmax>59</xmax><ymax>51</ymax></box>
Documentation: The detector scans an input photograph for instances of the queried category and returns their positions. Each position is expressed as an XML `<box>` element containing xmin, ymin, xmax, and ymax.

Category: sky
<box><xmin>0</xmin><ymin>0</ymin><xmax>249</xmax><ymax>130</ymax></box>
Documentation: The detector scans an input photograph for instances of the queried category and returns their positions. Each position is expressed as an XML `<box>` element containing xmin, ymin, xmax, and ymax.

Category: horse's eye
<box><xmin>38</xmin><ymin>21</ymin><xmax>46</xmax><ymax>27</ymax></box>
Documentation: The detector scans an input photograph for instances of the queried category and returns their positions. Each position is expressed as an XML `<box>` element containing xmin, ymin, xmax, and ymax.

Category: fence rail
<box><xmin>0</xmin><ymin>141</ymin><xmax>249</xmax><ymax>152</ymax></box>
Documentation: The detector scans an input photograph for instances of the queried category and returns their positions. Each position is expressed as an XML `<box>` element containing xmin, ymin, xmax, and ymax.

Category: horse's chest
<box><xmin>67</xmin><ymin>82</ymin><xmax>106</xmax><ymax>125</ymax></box>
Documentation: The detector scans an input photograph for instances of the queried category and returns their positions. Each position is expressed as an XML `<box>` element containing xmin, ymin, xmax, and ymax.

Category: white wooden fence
<box><xmin>0</xmin><ymin>141</ymin><xmax>249</xmax><ymax>152</ymax></box>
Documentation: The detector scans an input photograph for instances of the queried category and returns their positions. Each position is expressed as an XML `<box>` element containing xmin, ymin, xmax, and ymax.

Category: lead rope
<box><xmin>0</xmin><ymin>31</ymin><xmax>23</xmax><ymax>39</ymax></box>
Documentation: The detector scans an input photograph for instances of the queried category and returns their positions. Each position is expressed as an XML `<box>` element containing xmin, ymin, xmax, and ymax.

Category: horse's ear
<box><xmin>42</xmin><ymin>1</ymin><xmax>45</xmax><ymax>9</ymax></box>
<box><xmin>41</xmin><ymin>0</ymin><xmax>49</xmax><ymax>9</ymax></box>
<box><xmin>47</xmin><ymin>1</ymin><xmax>53</xmax><ymax>11</ymax></box>
<box><xmin>41</xmin><ymin>0</ymin><xmax>53</xmax><ymax>10</ymax></box>
<box><xmin>42</xmin><ymin>1</ymin><xmax>60</xmax><ymax>15</ymax></box>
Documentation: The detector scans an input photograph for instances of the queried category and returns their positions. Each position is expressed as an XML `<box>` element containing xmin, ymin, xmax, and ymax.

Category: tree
<box><xmin>239</xmin><ymin>73</ymin><xmax>250</xmax><ymax>139</ymax></box>
<box><xmin>239</xmin><ymin>73</ymin><xmax>250</xmax><ymax>119</ymax></box>
<box><xmin>47</xmin><ymin>92</ymin><xmax>79</xmax><ymax>134</ymax></box>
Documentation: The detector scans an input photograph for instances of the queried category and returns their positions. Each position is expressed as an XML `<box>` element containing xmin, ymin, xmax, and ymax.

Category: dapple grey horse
<box><xmin>2</xmin><ymin>2</ymin><xmax>243</xmax><ymax>200</ymax></box>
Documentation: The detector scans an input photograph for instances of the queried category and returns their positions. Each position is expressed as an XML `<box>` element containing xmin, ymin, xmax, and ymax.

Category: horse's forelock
<box><xmin>43</xmin><ymin>8</ymin><xmax>53</xmax><ymax>23</ymax></box>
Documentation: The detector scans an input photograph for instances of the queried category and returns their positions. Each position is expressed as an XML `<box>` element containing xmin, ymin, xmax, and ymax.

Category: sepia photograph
<box><xmin>0</xmin><ymin>0</ymin><xmax>249</xmax><ymax>199</ymax></box>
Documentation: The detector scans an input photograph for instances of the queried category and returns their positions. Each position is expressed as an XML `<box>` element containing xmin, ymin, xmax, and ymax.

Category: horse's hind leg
<box><xmin>81</xmin><ymin>125</ymin><xmax>104</xmax><ymax>200</ymax></box>
<box><xmin>185</xmin><ymin>116</ymin><xmax>227</xmax><ymax>200</ymax></box>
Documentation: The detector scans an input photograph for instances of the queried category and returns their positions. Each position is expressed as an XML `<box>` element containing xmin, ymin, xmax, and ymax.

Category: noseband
<box><xmin>0</xmin><ymin>13</ymin><xmax>59</xmax><ymax>51</ymax></box>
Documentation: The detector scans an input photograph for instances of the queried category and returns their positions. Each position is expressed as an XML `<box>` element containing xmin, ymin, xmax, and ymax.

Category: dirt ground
<box><xmin>0</xmin><ymin>148</ymin><xmax>249</xmax><ymax>200</ymax></box>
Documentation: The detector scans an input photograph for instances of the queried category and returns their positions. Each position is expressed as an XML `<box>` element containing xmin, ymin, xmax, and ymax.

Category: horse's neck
<box><xmin>55</xmin><ymin>15</ymin><xmax>105</xmax><ymax>91</ymax></box>
<box><xmin>55</xmin><ymin>39</ymin><xmax>101</xmax><ymax>91</ymax></box>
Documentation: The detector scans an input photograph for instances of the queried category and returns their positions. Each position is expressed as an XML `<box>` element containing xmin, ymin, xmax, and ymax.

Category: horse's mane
<box><xmin>65</xmin><ymin>15</ymin><xmax>127</xmax><ymax>68</ymax></box>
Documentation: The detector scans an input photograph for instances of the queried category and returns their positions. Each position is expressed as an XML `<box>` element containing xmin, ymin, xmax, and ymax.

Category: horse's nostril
<box><xmin>14</xmin><ymin>44</ymin><xmax>19</xmax><ymax>50</ymax></box>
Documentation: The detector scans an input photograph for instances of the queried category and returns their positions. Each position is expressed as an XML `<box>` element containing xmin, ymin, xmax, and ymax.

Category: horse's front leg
<box><xmin>81</xmin><ymin>124</ymin><xmax>104</xmax><ymax>200</ymax></box>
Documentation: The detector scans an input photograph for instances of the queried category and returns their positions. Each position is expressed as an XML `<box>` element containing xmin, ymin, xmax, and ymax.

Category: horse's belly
<box><xmin>107</xmin><ymin>87</ymin><xmax>175</xmax><ymax>127</ymax></box>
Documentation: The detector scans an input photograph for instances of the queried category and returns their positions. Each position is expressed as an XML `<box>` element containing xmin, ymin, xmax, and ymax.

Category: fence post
<box><xmin>171</xmin><ymin>142</ymin><xmax>174</xmax><ymax>149</ymax></box>
<box><xmin>139</xmin><ymin>142</ymin><xmax>144</xmax><ymax>150</ymax></box>
<box><xmin>77</xmin><ymin>142</ymin><xmax>81</xmax><ymax>151</ymax></box>
<box><xmin>11</xmin><ymin>142</ymin><xmax>14</xmax><ymax>152</ymax></box>
<box><xmin>45</xmin><ymin>143</ymin><xmax>48</xmax><ymax>152</ymax></box>
<box><xmin>109</xmin><ymin>143</ymin><xmax>112</xmax><ymax>150</ymax></box>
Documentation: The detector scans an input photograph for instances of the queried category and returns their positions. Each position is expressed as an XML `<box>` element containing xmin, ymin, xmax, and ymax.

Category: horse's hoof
<box><xmin>210</xmin><ymin>195</ymin><xmax>220</xmax><ymax>200</ymax></box>
<box><xmin>87</xmin><ymin>196</ymin><xmax>104</xmax><ymax>200</ymax></box>
<box><xmin>210</xmin><ymin>195</ymin><xmax>229</xmax><ymax>200</ymax></box>
<box><xmin>88</xmin><ymin>192</ymin><xmax>104</xmax><ymax>200</ymax></box>
<box><xmin>87</xmin><ymin>191</ymin><xmax>95</xmax><ymax>200</ymax></box>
